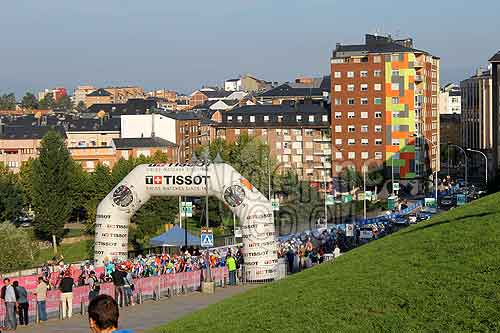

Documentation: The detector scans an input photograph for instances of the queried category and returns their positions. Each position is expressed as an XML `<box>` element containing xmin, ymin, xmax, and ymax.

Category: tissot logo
<box><xmin>145</xmin><ymin>175</ymin><xmax>210</xmax><ymax>185</ymax></box>
<box><xmin>154</xmin><ymin>176</ymin><xmax>163</xmax><ymax>184</ymax></box>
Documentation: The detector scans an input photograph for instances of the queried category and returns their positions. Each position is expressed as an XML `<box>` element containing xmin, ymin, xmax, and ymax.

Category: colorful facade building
<box><xmin>330</xmin><ymin>34</ymin><xmax>440</xmax><ymax>182</ymax></box>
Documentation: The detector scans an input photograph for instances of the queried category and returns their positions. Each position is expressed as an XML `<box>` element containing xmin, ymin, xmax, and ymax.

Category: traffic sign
<box><xmin>424</xmin><ymin>197</ymin><xmax>436</xmax><ymax>208</ymax></box>
<box><xmin>181</xmin><ymin>202</ymin><xmax>193</xmax><ymax>217</ymax></box>
<box><xmin>200</xmin><ymin>227</ymin><xmax>214</xmax><ymax>247</ymax></box>
<box><xmin>393</xmin><ymin>182</ymin><xmax>400</xmax><ymax>191</ymax></box>
<box><xmin>342</xmin><ymin>194</ymin><xmax>353</xmax><ymax>203</ymax></box>
<box><xmin>456</xmin><ymin>194</ymin><xmax>466</xmax><ymax>206</ymax></box>
<box><xmin>325</xmin><ymin>194</ymin><xmax>335</xmax><ymax>206</ymax></box>
<box><xmin>271</xmin><ymin>198</ymin><xmax>280</xmax><ymax>211</ymax></box>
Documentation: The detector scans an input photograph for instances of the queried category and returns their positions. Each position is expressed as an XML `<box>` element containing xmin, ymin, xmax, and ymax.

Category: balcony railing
<box><xmin>415</xmin><ymin>75</ymin><xmax>424</xmax><ymax>82</ymax></box>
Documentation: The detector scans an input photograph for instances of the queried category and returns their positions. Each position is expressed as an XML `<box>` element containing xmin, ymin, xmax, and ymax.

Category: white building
<box><xmin>121</xmin><ymin>114</ymin><xmax>176</xmax><ymax>143</ymax></box>
<box><xmin>224</xmin><ymin>78</ymin><xmax>241</xmax><ymax>92</ymax></box>
<box><xmin>439</xmin><ymin>83</ymin><xmax>461</xmax><ymax>114</ymax></box>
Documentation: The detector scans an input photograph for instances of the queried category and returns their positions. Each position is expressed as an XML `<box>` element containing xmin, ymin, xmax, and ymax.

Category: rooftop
<box><xmin>113</xmin><ymin>137</ymin><xmax>177</xmax><ymax>149</ymax></box>
<box><xmin>86</xmin><ymin>88</ymin><xmax>112</xmax><ymax>97</ymax></box>
<box><xmin>66</xmin><ymin>118</ymin><xmax>121</xmax><ymax>132</ymax></box>
<box><xmin>0</xmin><ymin>125</ymin><xmax>66</xmax><ymax>140</ymax></box>
<box><xmin>489</xmin><ymin>51</ymin><xmax>500</xmax><ymax>62</ymax></box>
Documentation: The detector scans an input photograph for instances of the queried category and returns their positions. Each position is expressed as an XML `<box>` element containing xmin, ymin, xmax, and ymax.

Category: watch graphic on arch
<box><xmin>112</xmin><ymin>185</ymin><xmax>134</xmax><ymax>208</ymax></box>
<box><xmin>224</xmin><ymin>185</ymin><xmax>246</xmax><ymax>208</ymax></box>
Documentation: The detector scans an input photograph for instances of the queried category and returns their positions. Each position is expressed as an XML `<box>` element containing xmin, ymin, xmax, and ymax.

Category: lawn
<box><xmin>33</xmin><ymin>240</ymin><xmax>92</xmax><ymax>266</ymax></box>
<box><xmin>150</xmin><ymin>192</ymin><xmax>500</xmax><ymax>332</ymax></box>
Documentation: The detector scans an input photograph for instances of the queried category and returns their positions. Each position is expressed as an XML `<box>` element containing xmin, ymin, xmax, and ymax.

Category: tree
<box><xmin>84</xmin><ymin>164</ymin><xmax>114</xmax><ymax>232</ymax></box>
<box><xmin>0</xmin><ymin>93</ymin><xmax>16</xmax><ymax>110</ymax></box>
<box><xmin>75</xmin><ymin>101</ymin><xmax>87</xmax><ymax>113</ymax></box>
<box><xmin>0</xmin><ymin>165</ymin><xmax>23</xmax><ymax>222</ymax></box>
<box><xmin>0</xmin><ymin>223</ymin><xmax>39</xmax><ymax>273</ymax></box>
<box><xmin>55</xmin><ymin>95</ymin><xmax>74</xmax><ymax>111</ymax></box>
<box><xmin>20</xmin><ymin>92</ymin><xmax>38</xmax><ymax>109</ymax></box>
<box><xmin>39</xmin><ymin>93</ymin><xmax>54</xmax><ymax>109</ymax></box>
<box><xmin>31</xmin><ymin>130</ymin><xmax>74</xmax><ymax>242</ymax></box>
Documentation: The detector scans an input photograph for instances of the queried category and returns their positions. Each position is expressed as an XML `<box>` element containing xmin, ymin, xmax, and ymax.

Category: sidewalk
<box><xmin>15</xmin><ymin>285</ymin><xmax>253</xmax><ymax>333</ymax></box>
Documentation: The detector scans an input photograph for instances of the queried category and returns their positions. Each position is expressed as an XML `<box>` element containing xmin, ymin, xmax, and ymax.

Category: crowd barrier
<box><xmin>0</xmin><ymin>268</ymin><xmax>229</xmax><ymax>326</ymax></box>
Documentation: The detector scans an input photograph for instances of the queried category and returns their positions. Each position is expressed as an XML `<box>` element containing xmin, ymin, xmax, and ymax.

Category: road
<box><xmin>15</xmin><ymin>285</ymin><xmax>253</xmax><ymax>333</ymax></box>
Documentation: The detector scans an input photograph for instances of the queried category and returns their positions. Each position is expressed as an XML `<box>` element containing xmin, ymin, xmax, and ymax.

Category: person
<box><xmin>88</xmin><ymin>271</ymin><xmax>100</xmax><ymax>302</ymax></box>
<box><xmin>226</xmin><ymin>253</ymin><xmax>237</xmax><ymax>285</ymax></box>
<box><xmin>34</xmin><ymin>276</ymin><xmax>48</xmax><ymax>322</ymax></box>
<box><xmin>111</xmin><ymin>264</ymin><xmax>127</xmax><ymax>307</ymax></box>
<box><xmin>123</xmin><ymin>268</ymin><xmax>135</xmax><ymax>307</ymax></box>
<box><xmin>13</xmin><ymin>281</ymin><xmax>29</xmax><ymax>326</ymax></box>
<box><xmin>88</xmin><ymin>294</ymin><xmax>133</xmax><ymax>333</ymax></box>
<box><xmin>1</xmin><ymin>278</ymin><xmax>17</xmax><ymax>330</ymax></box>
<box><xmin>60</xmin><ymin>270</ymin><xmax>75</xmax><ymax>319</ymax></box>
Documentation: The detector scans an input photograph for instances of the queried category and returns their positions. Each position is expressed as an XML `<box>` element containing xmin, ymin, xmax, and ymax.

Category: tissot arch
<box><xmin>94</xmin><ymin>162</ymin><xmax>277</xmax><ymax>281</ymax></box>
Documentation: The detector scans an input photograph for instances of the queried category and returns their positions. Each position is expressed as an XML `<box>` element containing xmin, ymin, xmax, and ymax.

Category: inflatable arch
<box><xmin>94</xmin><ymin>162</ymin><xmax>278</xmax><ymax>281</ymax></box>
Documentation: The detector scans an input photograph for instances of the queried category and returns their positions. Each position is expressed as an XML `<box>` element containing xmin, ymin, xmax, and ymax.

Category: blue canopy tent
<box><xmin>149</xmin><ymin>225</ymin><xmax>200</xmax><ymax>248</ymax></box>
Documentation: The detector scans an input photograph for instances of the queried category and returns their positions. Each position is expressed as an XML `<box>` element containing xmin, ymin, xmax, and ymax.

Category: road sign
<box><xmin>346</xmin><ymin>224</ymin><xmax>354</xmax><ymax>237</ymax></box>
<box><xmin>424</xmin><ymin>197</ymin><xmax>436</xmax><ymax>208</ymax></box>
<box><xmin>234</xmin><ymin>227</ymin><xmax>242</xmax><ymax>238</ymax></box>
<box><xmin>393</xmin><ymin>182</ymin><xmax>400</xmax><ymax>191</ymax></box>
<box><xmin>200</xmin><ymin>227</ymin><xmax>213</xmax><ymax>247</ymax></box>
<box><xmin>342</xmin><ymin>194</ymin><xmax>353</xmax><ymax>203</ymax></box>
<box><xmin>387</xmin><ymin>196</ymin><xmax>397</xmax><ymax>210</ymax></box>
<box><xmin>456</xmin><ymin>194</ymin><xmax>466</xmax><ymax>206</ymax></box>
<box><xmin>181</xmin><ymin>202</ymin><xmax>193</xmax><ymax>217</ymax></box>
<box><xmin>325</xmin><ymin>194</ymin><xmax>335</xmax><ymax>206</ymax></box>
<box><xmin>271</xmin><ymin>198</ymin><xmax>280</xmax><ymax>211</ymax></box>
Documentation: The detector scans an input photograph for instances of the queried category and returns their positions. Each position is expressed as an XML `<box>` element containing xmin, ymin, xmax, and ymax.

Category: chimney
<box><xmin>151</xmin><ymin>113</ymin><xmax>155</xmax><ymax>138</ymax></box>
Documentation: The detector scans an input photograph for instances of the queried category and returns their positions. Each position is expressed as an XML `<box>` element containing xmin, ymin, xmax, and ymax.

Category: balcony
<box><xmin>313</xmin><ymin>149</ymin><xmax>332</xmax><ymax>155</ymax></box>
<box><xmin>414</xmin><ymin>61</ymin><xmax>424</xmax><ymax>68</ymax></box>
<box><xmin>415</xmin><ymin>75</ymin><xmax>423</xmax><ymax>82</ymax></box>
<box><xmin>313</xmin><ymin>136</ymin><xmax>331</xmax><ymax>142</ymax></box>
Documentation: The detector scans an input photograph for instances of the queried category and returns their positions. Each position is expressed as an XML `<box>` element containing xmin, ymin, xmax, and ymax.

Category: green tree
<box><xmin>75</xmin><ymin>101</ymin><xmax>87</xmax><ymax>113</ymax></box>
<box><xmin>39</xmin><ymin>93</ymin><xmax>54</xmax><ymax>109</ymax></box>
<box><xmin>0</xmin><ymin>93</ymin><xmax>16</xmax><ymax>110</ymax></box>
<box><xmin>32</xmin><ymin>130</ymin><xmax>74</xmax><ymax>242</ymax></box>
<box><xmin>18</xmin><ymin>159</ymin><xmax>35</xmax><ymax>208</ymax></box>
<box><xmin>20</xmin><ymin>92</ymin><xmax>39</xmax><ymax>109</ymax></box>
<box><xmin>0</xmin><ymin>223</ymin><xmax>39</xmax><ymax>273</ymax></box>
<box><xmin>84</xmin><ymin>164</ymin><xmax>114</xmax><ymax>232</ymax></box>
<box><xmin>55</xmin><ymin>95</ymin><xmax>74</xmax><ymax>111</ymax></box>
<box><xmin>0</xmin><ymin>165</ymin><xmax>23</xmax><ymax>222</ymax></box>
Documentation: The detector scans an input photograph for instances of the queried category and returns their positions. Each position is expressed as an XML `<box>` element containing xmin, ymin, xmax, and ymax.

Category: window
<box><xmin>334</xmin><ymin>71</ymin><xmax>341</xmax><ymax>78</ymax></box>
<box><xmin>262</xmin><ymin>129</ymin><xmax>267</xmax><ymax>136</ymax></box>
<box><xmin>305</xmin><ymin>129</ymin><xmax>314</xmax><ymax>136</ymax></box>
<box><xmin>392</xmin><ymin>111</ymin><xmax>399</xmax><ymax>118</ymax></box>
<box><xmin>347</xmin><ymin>71</ymin><xmax>354</xmax><ymax>78</ymax></box>
<box><xmin>375</xmin><ymin>152</ymin><xmax>383</xmax><ymax>160</ymax></box>
<box><xmin>334</xmin><ymin>85</ymin><xmax>342</xmax><ymax>92</ymax></box>
<box><xmin>227</xmin><ymin>116</ymin><xmax>233</xmax><ymax>121</ymax></box>
<box><xmin>276</xmin><ymin>129</ymin><xmax>282</xmax><ymax>136</ymax></box>
<box><xmin>361</xmin><ymin>125</ymin><xmax>368</xmax><ymax>132</ymax></box>
<box><xmin>335</xmin><ymin>112</ymin><xmax>341</xmax><ymax>119</ymax></box>
<box><xmin>335</xmin><ymin>125</ymin><xmax>342</xmax><ymax>133</ymax></box>
<box><xmin>373</xmin><ymin>55</ymin><xmax>381</xmax><ymax>63</ymax></box>
<box><xmin>248</xmin><ymin>128</ymin><xmax>255</xmax><ymax>135</ymax></box>
<box><xmin>391</xmin><ymin>83</ymin><xmax>400</xmax><ymax>91</ymax></box>
<box><xmin>391</xmin><ymin>54</ymin><xmax>400</xmax><ymax>62</ymax></box>
<box><xmin>296</xmin><ymin>115</ymin><xmax>302</xmax><ymax>121</ymax></box>
<box><xmin>392</xmin><ymin>97</ymin><xmax>400</xmax><ymax>104</ymax></box>
<box><xmin>348</xmin><ymin>125</ymin><xmax>355</xmax><ymax>132</ymax></box>
<box><xmin>374</xmin><ymin>70</ymin><xmax>382</xmax><ymax>77</ymax></box>
<box><xmin>348</xmin><ymin>112</ymin><xmax>355</xmax><ymax>119</ymax></box>
<box><xmin>235</xmin><ymin>129</ymin><xmax>240</xmax><ymax>135</ymax></box>
<box><xmin>237</xmin><ymin>116</ymin><xmax>243</xmax><ymax>122</ymax></box>
<box><xmin>392</xmin><ymin>139</ymin><xmax>400</xmax><ymax>146</ymax></box>
<box><xmin>347</xmin><ymin>98</ymin><xmax>355</xmax><ymax>105</ymax></box>
<box><xmin>264</xmin><ymin>115</ymin><xmax>269</xmax><ymax>122</ymax></box>
<box><xmin>374</xmin><ymin>83</ymin><xmax>382</xmax><ymax>91</ymax></box>
<box><xmin>278</xmin><ymin>115</ymin><xmax>283</xmax><ymax>122</ymax></box>
<box><xmin>335</xmin><ymin>151</ymin><xmax>343</xmax><ymax>160</ymax></box>
<box><xmin>360</xmin><ymin>71</ymin><xmax>368</xmax><ymax>77</ymax></box>
<box><xmin>375</xmin><ymin>111</ymin><xmax>382</xmax><ymax>118</ymax></box>
<box><xmin>347</xmin><ymin>84</ymin><xmax>355</xmax><ymax>92</ymax></box>
<box><xmin>391</xmin><ymin>69</ymin><xmax>399</xmax><ymax>76</ymax></box>
<box><xmin>375</xmin><ymin>125</ymin><xmax>382</xmax><ymax>132</ymax></box>
<box><xmin>374</xmin><ymin>97</ymin><xmax>382</xmax><ymax>105</ymax></box>
<box><xmin>334</xmin><ymin>98</ymin><xmax>341</xmax><ymax>105</ymax></box>
<box><xmin>293</xmin><ymin>129</ymin><xmax>301</xmax><ymax>136</ymax></box>
<box><xmin>348</xmin><ymin>152</ymin><xmax>356</xmax><ymax>159</ymax></box>
<box><xmin>322</xmin><ymin>115</ymin><xmax>328</xmax><ymax>122</ymax></box>
<box><xmin>348</xmin><ymin>138</ymin><xmax>355</xmax><ymax>145</ymax></box>
<box><xmin>375</xmin><ymin>138</ymin><xmax>383</xmax><ymax>145</ymax></box>
<box><xmin>361</xmin><ymin>112</ymin><xmax>368</xmax><ymax>119</ymax></box>
<box><xmin>308</xmin><ymin>115</ymin><xmax>315</xmax><ymax>122</ymax></box>
<box><xmin>332</xmin><ymin>58</ymin><xmax>344</xmax><ymax>64</ymax></box>
<box><xmin>361</xmin><ymin>138</ymin><xmax>368</xmax><ymax>145</ymax></box>
<box><xmin>335</xmin><ymin>139</ymin><xmax>342</xmax><ymax>145</ymax></box>
<box><xmin>360</xmin><ymin>98</ymin><xmax>368</xmax><ymax>105</ymax></box>
<box><xmin>361</xmin><ymin>152</ymin><xmax>369</xmax><ymax>159</ymax></box>
<box><xmin>250</xmin><ymin>116</ymin><xmax>255</xmax><ymax>122</ymax></box>
<box><xmin>360</xmin><ymin>84</ymin><xmax>368</xmax><ymax>91</ymax></box>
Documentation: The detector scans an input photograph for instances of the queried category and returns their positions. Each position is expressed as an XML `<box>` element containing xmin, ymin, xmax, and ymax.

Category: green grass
<box><xmin>150</xmin><ymin>192</ymin><xmax>500</xmax><ymax>332</ymax></box>
<box><xmin>33</xmin><ymin>240</ymin><xmax>92</xmax><ymax>266</ymax></box>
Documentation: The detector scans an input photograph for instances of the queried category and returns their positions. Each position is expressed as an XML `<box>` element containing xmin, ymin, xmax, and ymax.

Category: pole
<box><xmin>205</xmin><ymin>151</ymin><xmax>211</xmax><ymax>282</ymax></box>
<box><xmin>391</xmin><ymin>156</ymin><xmax>395</xmax><ymax>196</ymax></box>
<box><xmin>363</xmin><ymin>165</ymin><xmax>367</xmax><ymax>220</ymax></box>
<box><xmin>323</xmin><ymin>167</ymin><xmax>327</xmax><ymax>225</ymax></box>
<box><xmin>467</xmin><ymin>149</ymin><xmax>488</xmax><ymax>187</ymax></box>
<box><xmin>434</xmin><ymin>171</ymin><xmax>438</xmax><ymax>203</ymax></box>
<box><xmin>450</xmin><ymin>144</ymin><xmax>467</xmax><ymax>186</ymax></box>
<box><xmin>447</xmin><ymin>144</ymin><xmax>450</xmax><ymax>178</ymax></box>
<box><xmin>177</xmin><ymin>145</ymin><xmax>182</xmax><ymax>228</ymax></box>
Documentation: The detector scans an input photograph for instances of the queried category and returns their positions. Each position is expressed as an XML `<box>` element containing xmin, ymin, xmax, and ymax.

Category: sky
<box><xmin>0</xmin><ymin>0</ymin><xmax>499</xmax><ymax>97</ymax></box>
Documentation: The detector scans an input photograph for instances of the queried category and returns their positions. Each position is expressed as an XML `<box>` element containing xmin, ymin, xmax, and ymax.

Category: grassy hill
<box><xmin>151</xmin><ymin>192</ymin><xmax>500</xmax><ymax>332</ymax></box>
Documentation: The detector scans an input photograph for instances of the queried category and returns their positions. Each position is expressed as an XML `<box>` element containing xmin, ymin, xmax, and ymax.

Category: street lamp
<box><xmin>449</xmin><ymin>144</ymin><xmax>468</xmax><ymax>186</ymax></box>
<box><xmin>466</xmin><ymin>148</ymin><xmax>488</xmax><ymax>186</ymax></box>
<box><xmin>362</xmin><ymin>164</ymin><xmax>367</xmax><ymax>220</ymax></box>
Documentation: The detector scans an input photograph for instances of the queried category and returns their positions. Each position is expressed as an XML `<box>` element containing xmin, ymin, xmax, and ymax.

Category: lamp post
<box><xmin>466</xmin><ymin>148</ymin><xmax>488</xmax><ymax>186</ymax></box>
<box><xmin>413</xmin><ymin>134</ymin><xmax>438</xmax><ymax>203</ymax></box>
<box><xmin>362</xmin><ymin>164</ymin><xmax>367</xmax><ymax>220</ymax></box>
<box><xmin>449</xmin><ymin>144</ymin><xmax>468</xmax><ymax>187</ymax></box>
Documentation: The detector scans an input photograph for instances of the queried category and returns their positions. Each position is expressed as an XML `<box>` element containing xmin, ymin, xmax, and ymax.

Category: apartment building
<box><xmin>439</xmin><ymin>83</ymin><xmax>461</xmax><ymax>115</ymax></box>
<box><xmin>257</xmin><ymin>76</ymin><xmax>330</xmax><ymax>105</ymax></box>
<box><xmin>330</xmin><ymin>34</ymin><xmax>440</xmax><ymax>181</ymax></box>
<box><xmin>212</xmin><ymin>104</ymin><xmax>332</xmax><ymax>185</ymax></box>
<box><xmin>73</xmin><ymin>86</ymin><xmax>96</xmax><ymax>106</ymax></box>
<box><xmin>460</xmin><ymin>69</ymin><xmax>493</xmax><ymax>150</ymax></box>
<box><xmin>490</xmin><ymin>51</ymin><xmax>500</xmax><ymax>171</ymax></box>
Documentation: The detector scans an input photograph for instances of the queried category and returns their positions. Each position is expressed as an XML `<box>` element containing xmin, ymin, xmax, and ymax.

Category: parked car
<box><xmin>439</xmin><ymin>196</ymin><xmax>456</xmax><ymax>210</ymax></box>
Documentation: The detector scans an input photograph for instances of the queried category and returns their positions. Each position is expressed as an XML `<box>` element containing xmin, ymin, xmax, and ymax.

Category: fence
<box><xmin>0</xmin><ymin>267</ymin><xmax>229</xmax><ymax>326</ymax></box>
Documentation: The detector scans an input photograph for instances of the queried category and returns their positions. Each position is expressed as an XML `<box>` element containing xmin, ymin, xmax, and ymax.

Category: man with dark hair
<box><xmin>1</xmin><ymin>278</ymin><xmax>17</xmax><ymax>330</ymax></box>
<box><xmin>88</xmin><ymin>294</ymin><xmax>133</xmax><ymax>333</ymax></box>
<box><xmin>13</xmin><ymin>281</ymin><xmax>29</xmax><ymax>326</ymax></box>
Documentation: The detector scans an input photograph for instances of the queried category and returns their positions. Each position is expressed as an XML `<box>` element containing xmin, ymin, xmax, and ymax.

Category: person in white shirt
<box><xmin>1</xmin><ymin>278</ymin><xmax>17</xmax><ymax>330</ymax></box>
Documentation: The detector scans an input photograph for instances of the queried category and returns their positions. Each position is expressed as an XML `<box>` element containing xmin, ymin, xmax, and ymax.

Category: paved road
<box><xmin>15</xmin><ymin>285</ymin><xmax>253</xmax><ymax>333</ymax></box>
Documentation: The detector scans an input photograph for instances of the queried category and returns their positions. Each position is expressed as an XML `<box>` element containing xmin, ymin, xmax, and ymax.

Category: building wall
<box><xmin>0</xmin><ymin>139</ymin><xmax>40</xmax><ymax>172</ymax></box>
<box><xmin>74</xmin><ymin>86</ymin><xmax>96</xmax><ymax>106</ymax></box>
<box><xmin>189</xmin><ymin>92</ymin><xmax>208</xmax><ymax>107</ymax></box>
<box><xmin>105</xmin><ymin>87</ymin><xmax>145</xmax><ymax>104</ymax></box>
<box><xmin>175</xmin><ymin>119</ymin><xmax>203</xmax><ymax>162</ymax></box>
<box><xmin>115</xmin><ymin>147</ymin><xmax>176</xmax><ymax>161</ymax></box>
<box><xmin>66</xmin><ymin>131</ymin><xmax>120</xmax><ymax>148</ymax></box>
<box><xmin>69</xmin><ymin>147</ymin><xmax>117</xmax><ymax>172</ymax></box>
<box><xmin>85</xmin><ymin>95</ymin><xmax>113</xmax><ymax>107</ymax></box>
<box><xmin>120</xmin><ymin>114</ymin><xmax>176</xmax><ymax>144</ymax></box>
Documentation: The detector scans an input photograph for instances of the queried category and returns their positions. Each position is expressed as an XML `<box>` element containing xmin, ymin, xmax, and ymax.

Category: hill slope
<box><xmin>151</xmin><ymin>193</ymin><xmax>500</xmax><ymax>332</ymax></box>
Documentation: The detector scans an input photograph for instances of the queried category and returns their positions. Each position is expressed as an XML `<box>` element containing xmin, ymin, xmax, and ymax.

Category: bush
<box><xmin>0</xmin><ymin>223</ymin><xmax>39</xmax><ymax>273</ymax></box>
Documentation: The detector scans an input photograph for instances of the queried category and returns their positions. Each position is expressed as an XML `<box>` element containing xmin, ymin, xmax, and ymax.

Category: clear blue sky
<box><xmin>1</xmin><ymin>0</ymin><xmax>499</xmax><ymax>96</ymax></box>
